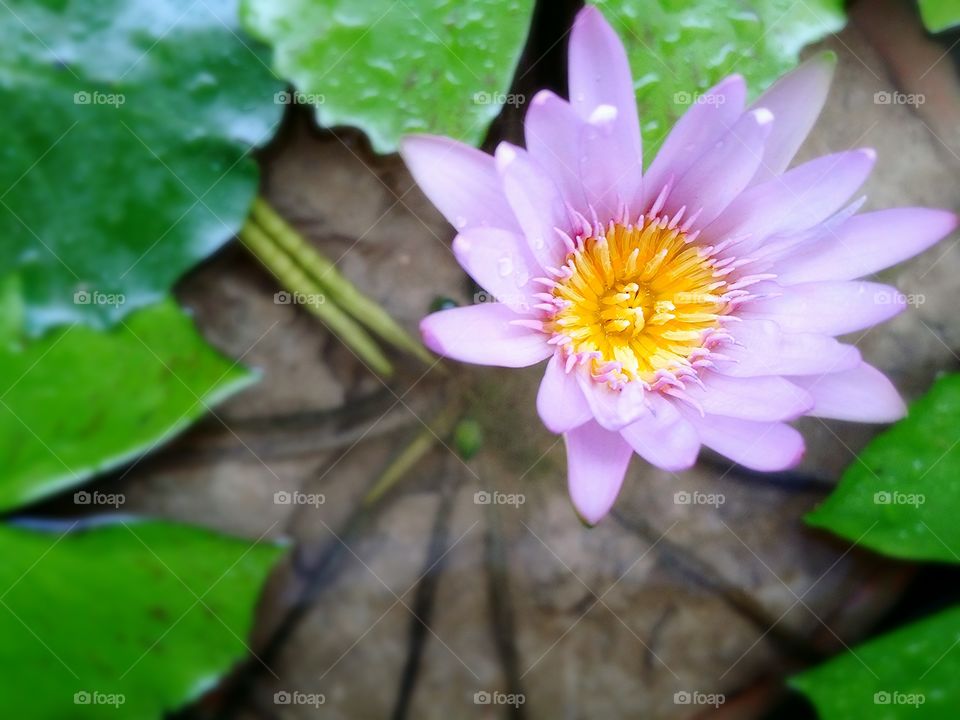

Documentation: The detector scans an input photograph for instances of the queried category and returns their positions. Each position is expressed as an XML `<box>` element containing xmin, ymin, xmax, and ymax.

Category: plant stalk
<box><xmin>251</xmin><ymin>197</ymin><xmax>433</xmax><ymax>364</ymax></box>
<box><xmin>239</xmin><ymin>220</ymin><xmax>394</xmax><ymax>376</ymax></box>
<box><xmin>362</xmin><ymin>403</ymin><xmax>461</xmax><ymax>506</ymax></box>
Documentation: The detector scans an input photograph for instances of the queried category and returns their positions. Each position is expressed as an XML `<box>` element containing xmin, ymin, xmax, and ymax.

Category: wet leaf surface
<box><xmin>0</xmin><ymin>0</ymin><xmax>282</xmax><ymax>332</ymax></box>
<box><xmin>592</xmin><ymin>0</ymin><xmax>845</xmax><ymax>155</ymax></box>
<box><xmin>0</xmin><ymin>518</ymin><xmax>285</xmax><ymax>718</ymax></box>
<box><xmin>241</xmin><ymin>0</ymin><xmax>536</xmax><ymax>153</ymax></box>
<box><xmin>791</xmin><ymin>605</ymin><xmax>960</xmax><ymax>718</ymax></box>
<box><xmin>0</xmin><ymin>297</ymin><xmax>256</xmax><ymax>513</ymax></box>
<box><xmin>807</xmin><ymin>374</ymin><xmax>960</xmax><ymax>563</ymax></box>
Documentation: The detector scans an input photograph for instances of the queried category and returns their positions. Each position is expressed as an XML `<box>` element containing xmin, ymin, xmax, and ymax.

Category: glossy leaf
<box><xmin>806</xmin><ymin>374</ymin><xmax>960</xmax><ymax>563</ymax></box>
<box><xmin>919</xmin><ymin>0</ymin><xmax>960</xmax><ymax>32</ymax></box>
<box><xmin>590</xmin><ymin>0</ymin><xmax>845</xmax><ymax>155</ymax></box>
<box><xmin>791</xmin><ymin>605</ymin><xmax>960</xmax><ymax>718</ymax></box>
<box><xmin>0</xmin><ymin>0</ymin><xmax>283</xmax><ymax>332</ymax></box>
<box><xmin>0</xmin><ymin>518</ymin><xmax>285</xmax><ymax>718</ymax></box>
<box><xmin>0</xmin><ymin>295</ymin><xmax>257</xmax><ymax>512</ymax></box>
<box><xmin>241</xmin><ymin>0</ymin><xmax>536</xmax><ymax>153</ymax></box>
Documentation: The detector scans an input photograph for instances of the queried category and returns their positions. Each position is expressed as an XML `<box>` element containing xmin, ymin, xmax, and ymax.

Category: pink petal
<box><xmin>708</xmin><ymin>149</ymin><xmax>875</xmax><ymax>246</ymax></box>
<box><xmin>576</xmin><ymin>372</ymin><xmax>648</xmax><ymax>430</ymax></box>
<box><xmin>567</xmin><ymin>6</ymin><xmax>642</xmax><ymax>174</ymax></box>
<box><xmin>717</xmin><ymin>319</ymin><xmax>861</xmax><ymax>377</ymax></box>
<box><xmin>685</xmin><ymin>413</ymin><xmax>805</xmax><ymax>471</ymax></box>
<box><xmin>684</xmin><ymin>373</ymin><xmax>813</xmax><ymax>421</ymax></box>
<box><xmin>537</xmin><ymin>355</ymin><xmax>593</xmax><ymax>433</ymax></box>
<box><xmin>643</xmin><ymin>74</ymin><xmax>747</xmax><ymax>207</ymax></box>
<box><xmin>565</xmin><ymin>420</ymin><xmax>633</xmax><ymax>524</ymax></box>
<box><xmin>667</xmin><ymin>108</ymin><xmax>774</xmax><ymax>226</ymax></box>
<box><xmin>420</xmin><ymin>303</ymin><xmax>551</xmax><ymax>367</ymax></box>
<box><xmin>619</xmin><ymin>395</ymin><xmax>700</xmax><ymax>471</ymax></box>
<box><xmin>579</xmin><ymin>104</ymin><xmax>643</xmax><ymax>220</ymax></box>
<box><xmin>776</xmin><ymin>208</ymin><xmax>959</xmax><ymax>284</ymax></box>
<box><xmin>741</xmin><ymin>280</ymin><xmax>907</xmax><ymax>335</ymax></box>
<box><xmin>495</xmin><ymin>143</ymin><xmax>569</xmax><ymax>269</ymax></box>
<box><xmin>749</xmin><ymin>198</ymin><xmax>866</xmax><ymax>268</ymax></box>
<box><xmin>452</xmin><ymin>228</ymin><xmax>538</xmax><ymax>311</ymax></box>
<box><xmin>400</xmin><ymin>135</ymin><xmax>518</xmax><ymax>233</ymax></box>
<box><xmin>749</xmin><ymin>52</ymin><xmax>837</xmax><ymax>183</ymax></box>
<box><xmin>525</xmin><ymin>90</ymin><xmax>587</xmax><ymax>209</ymax></box>
<box><xmin>790</xmin><ymin>363</ymin><xmax>906</xmax><ymax>422</ymax></box>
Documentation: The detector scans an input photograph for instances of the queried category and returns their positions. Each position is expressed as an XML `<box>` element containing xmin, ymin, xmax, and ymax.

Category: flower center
<box><xmin>548</xmin><ymin>217</ymin><xmax>728</xmax><ymax>386</ymax></box>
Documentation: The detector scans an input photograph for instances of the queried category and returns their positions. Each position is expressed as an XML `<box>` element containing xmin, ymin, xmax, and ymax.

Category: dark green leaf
<box><xmin>0</xmin><ymin>295</ymin><xmax>257</xmax><ymax>512</ymax></box>
<box><xmin>0</xmin><ymin>518</ymin><xmax>285</xmax><ymax>718</ymax></box>
<box><xmin>806</xmin><ymin>374</ymin><xmax>960</xmax><ymax>563</ymax></box>
<box><xmin>0</xmin><ymin>0</ymin><xmax>283</xmax><ymax>332</ymax></box>
<box><xmin>791</xmin><ymin>605</ymin><xmax>960</xmax><ymax>718</ymax></box>
<box><xmin>241</xmin><ymin>0</ymin><xmax>535</xmax><ymax>153</ymax></box>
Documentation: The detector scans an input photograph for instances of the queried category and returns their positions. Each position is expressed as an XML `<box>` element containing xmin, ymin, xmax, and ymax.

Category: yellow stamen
<box><xmin>549</xmin><ymin>220</ymin><xmax>727</xmax><ymax>384</ymax></box>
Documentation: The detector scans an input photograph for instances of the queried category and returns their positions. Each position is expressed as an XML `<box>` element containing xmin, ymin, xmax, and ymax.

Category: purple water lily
<box><xmin>401</xmin><ymin>6</ymin><xmax>956</xmax><ymax>524</ymax></box>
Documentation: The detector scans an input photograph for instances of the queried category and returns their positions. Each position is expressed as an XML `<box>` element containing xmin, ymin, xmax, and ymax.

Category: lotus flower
<box><xmin>401</xmin><ymin>6</ymin><xmax>956</xmax><ymax>524</ymax></box>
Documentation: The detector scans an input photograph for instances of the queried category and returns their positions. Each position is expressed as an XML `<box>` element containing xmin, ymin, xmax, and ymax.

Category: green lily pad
<box><xmin>0</xmin><ymin>0</ymin><xmax>283</xmax><ymax>332</ymax></box>
<box><xmin>806</xmin><ymin>374</ymin><xmax>960</xmax><ymax>564</ymax></box>
<box><xmin>791</xmin><ymin>605</ymin><xmax>960</xmax><ymax>718</ymax></box>
<box><xmin>590</xmin><ymin>0</ymin><xmax>845</xmax><ymax>155</ymax></box>
<box><xmin>0</xmin><ymin>293</ymin><xmax>257</xmax><ymax>512</ymax></box>
<box><xmin>919</xmin><ymin>0</ymin><xmax>960</xmax><ymax>33</ymax></box>
<box><xmin>241</xmin><ymin>0</ymin><xmax>536</xmax><ymax>153</ymax></box>
<box><xmin>0</xmin><ymin>518</ymin><xmax>285</xmax><ymax>718</ymax></box>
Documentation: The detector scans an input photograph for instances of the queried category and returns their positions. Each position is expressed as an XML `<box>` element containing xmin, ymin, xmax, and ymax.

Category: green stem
<box><xmin>251</xmin><ymin>197</ymin><xmax>433</xmax><ymax>364</ymax></box>
<box><xmin>239</xmin><ymin>221</ymin><xmax>394</xmax><ymax>377</ymax></box>
<box><xmin>362</xmin><ymin>403</ymin><xmax>461</xmax><ymax>507</ymax></box>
